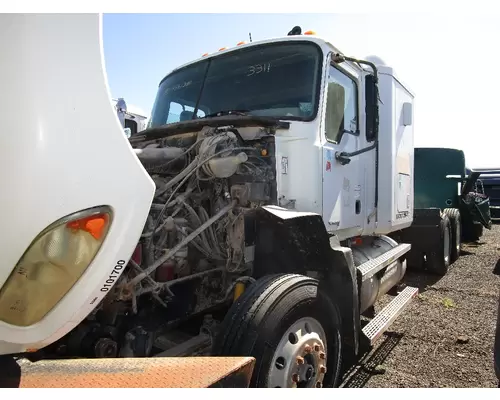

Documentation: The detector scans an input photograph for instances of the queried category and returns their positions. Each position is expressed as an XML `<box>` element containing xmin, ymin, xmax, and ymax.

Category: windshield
<box><xmin>148</xmin><ymin>41</ymin><xmax>323</xmax><ymax>129</ymax></box>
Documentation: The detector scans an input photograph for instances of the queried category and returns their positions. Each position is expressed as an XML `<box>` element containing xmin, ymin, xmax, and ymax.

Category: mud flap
<box><xmin>252</xmin><ymin>206</ymin><xmax>334</xmax><ymax>277</ymax></box>
<box><xmin>398</xmin><ymin>208</ymin><xmax>442</xmax><ymax>269</ymax></box>
<box><xmin>0</xmin><ymin>356</ymin><xmax>255</xmax><ymax>388</ymax></box>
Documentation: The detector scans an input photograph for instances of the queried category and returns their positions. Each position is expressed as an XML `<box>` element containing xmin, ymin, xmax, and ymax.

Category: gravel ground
<box><xmin>342</xmin><ymin>224</ymin><xmax>500</xmax><ymax>388</ymax></box>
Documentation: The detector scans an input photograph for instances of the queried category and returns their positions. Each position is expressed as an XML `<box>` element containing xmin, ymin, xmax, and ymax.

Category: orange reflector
<box><xmin>261</xmin><ymin>149</ymin><xmax>268</xmax><ymax>156</ymax></box>
<box><xmin>237</xmin><ymin>41</ymin><xmax>246</xmax><ymax>46</ymax></box>
<box><xmin>304</xmin><ymin>30</ymin><xmax>316</xmax><ymax>35</ymax></box>
<box><xmin>67</xmin><ymin>214</ymin><xmax>108</xmax><ymax>240</ymax></box>
<box><xmin>219</xmin><ymin>47</ymin><xmax>227</xmax><ymax>51</ymax></box>
<box><xmin>202</xmin><ymin>53</ymin><xmax>209</xmax><ymax>57</ymax></box>
<box><xmin>353</xmin><ymin>237</ymin><xmax>362</xmax><ymax>245</ymax></box>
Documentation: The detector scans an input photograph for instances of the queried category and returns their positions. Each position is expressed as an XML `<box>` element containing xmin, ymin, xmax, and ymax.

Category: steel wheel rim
<box><xmin>268</xmin><ymin>317</ymin><xmax>327</xmax><ymax>388</ymax></box>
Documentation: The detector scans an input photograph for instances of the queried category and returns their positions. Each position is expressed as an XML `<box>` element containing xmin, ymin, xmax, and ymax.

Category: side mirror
<box><xmin>116</xmin><ymin>97</ymin><xmax>127</xmax><ymax>128</ymax></box>
<box><xmin>365</xmin><ymin>74</ymin><xmax>378</xmax><ymax>142</ymax></box>
<box><xmin>124</xmin><ymin>127</ymin><xmax>132</xmax><ymax>138</ymax></box>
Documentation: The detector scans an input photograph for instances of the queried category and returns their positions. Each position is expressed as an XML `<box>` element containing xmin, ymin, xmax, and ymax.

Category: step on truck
<box><xmin>392</xmin><ymin>148</ymin><xmax>492</xmax><ymax>276</ymax></box>
<box><xmin>0</xmin><ymin>14</ymin><xmax>446</xmax><ymax>388</ymax></box>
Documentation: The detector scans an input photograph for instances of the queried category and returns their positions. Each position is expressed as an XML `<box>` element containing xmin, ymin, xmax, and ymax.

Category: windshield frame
<box><xmin>152</xmin><ymin>40</ymin><xmax>325</xmax><ymax>126</ymax></box>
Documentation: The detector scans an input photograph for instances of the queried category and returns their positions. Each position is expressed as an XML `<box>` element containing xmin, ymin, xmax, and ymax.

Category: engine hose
<box><xmin>180</xmin><ymin>227</ymin><xmax>215</xmax><ymax>259</ymax></box>
<box><xmin>147</xmin><ymin>138</ymin><xmax>204</xmax><ymax>175</ymax></box>
<box><xmin>197</xmin><ymin>134</ymin><xmax>235</xmax><ymax>180</ymax></box>
<box><xmin>155</xmin><ymin>156</ymin><xmax>199</xmax><ymax>197</ymax></box>
<box><xmin>130</xmin><ymin>200</ymin><xmax>236</xmax><ymax>287</ymax></box>
<box><xmin>141</xmin><ymin>217</ymin><xmax>188</xmax><ymax>239</ymax></box>
<box><xmin>135</xmin><ymin>267</ymin><xmax>226</xmax><ymax>297</ymax></box>
<box><xmin>147</xmin><ymin>147</ymin><xmax>256</xmax><ymax>256</ymax></box>
<box><xmin>179</xmin><ymin>200</ymin><xmax>213</xmax><ymax>252</ymax></box>
<box><xmin>197</xmin><ymin>206</ymin><xmax>220</xmax><ymax>251</ymax></box>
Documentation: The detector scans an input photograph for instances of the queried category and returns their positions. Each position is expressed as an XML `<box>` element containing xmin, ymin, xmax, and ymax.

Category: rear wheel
<box><xmin>426</xmin><ymin>214</ymin><xmax>452</xmax><ymax>276</ymax></box>
<box><xmin>212</xmin><ymin>274</ymin><xmax>342</xmax><ymax>388</ymax></box>
<box><xmin>443</xmin><ymin>208</ymin><xmax>461</xmax><ymax>263</ymax></box>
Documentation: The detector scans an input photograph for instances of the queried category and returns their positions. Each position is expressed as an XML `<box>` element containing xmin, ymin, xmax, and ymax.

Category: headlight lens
<box><xmin>0</xmin><ymin>206</ymin><xmax>112</xmax><ymax>327</ymax></box>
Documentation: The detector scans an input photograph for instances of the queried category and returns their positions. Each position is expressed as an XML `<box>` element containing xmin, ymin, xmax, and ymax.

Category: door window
<box><xmin>325</xmin><ymin>65</ymin><xmax>358</xmax><ymax>144</ymax></box>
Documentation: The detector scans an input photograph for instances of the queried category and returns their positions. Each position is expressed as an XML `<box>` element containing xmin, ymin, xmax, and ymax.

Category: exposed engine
<box><xmin>45</xmin><ymin>124</ymin><xmax>277</xmax><ymax>359</ymax></box>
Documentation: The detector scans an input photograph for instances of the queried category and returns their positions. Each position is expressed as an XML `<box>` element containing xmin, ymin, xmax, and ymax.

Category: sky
<box><xmin>102</xmin><ymin>13</ymin><xmax>500</xmax><ymax>169</ymax></box>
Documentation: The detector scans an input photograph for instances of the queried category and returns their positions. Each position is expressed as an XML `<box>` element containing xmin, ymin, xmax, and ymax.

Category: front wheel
<box><xmin>212</xmin><ymin>274</ymin><xmax>342</xmax><ymax>388</ymax></box>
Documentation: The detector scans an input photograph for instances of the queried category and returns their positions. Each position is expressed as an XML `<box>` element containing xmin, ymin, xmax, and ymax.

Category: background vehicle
<box><xmin>113</xmin><ymin>97</ymin><xmax>148</xmax><ymax>137</ymax></box>
<box><xmin>0</xmin><ymin>16</ymin><xmax>469</xmax><ymax>389</ymax></box>
<box><xmin>471</xmin><ymin>168</ymin><xmax>500</xmax><ymax>223</ymax></box>
<box><xmin>393</xmin><ymin>148</ymin><xmax>492</xmax><ymax>276</ymax></box>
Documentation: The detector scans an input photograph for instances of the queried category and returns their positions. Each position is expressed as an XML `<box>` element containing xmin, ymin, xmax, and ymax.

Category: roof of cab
<box><xmin>160</xmin><ymin>35</ymin><xmax>350</xmax><ymax>81</ymax></box>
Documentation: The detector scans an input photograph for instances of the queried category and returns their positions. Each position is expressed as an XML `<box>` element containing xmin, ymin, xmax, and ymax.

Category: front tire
<box><xmin>212</xmin><ymin>274</ymin><xmax>342</xmax><ymax>388</ymax></box>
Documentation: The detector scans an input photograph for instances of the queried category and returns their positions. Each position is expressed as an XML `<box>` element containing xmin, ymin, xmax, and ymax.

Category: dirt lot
<box><xmin>342</xmin><ymin>224</ymin><xmax>500</xmax><ymax>388</ymax></box>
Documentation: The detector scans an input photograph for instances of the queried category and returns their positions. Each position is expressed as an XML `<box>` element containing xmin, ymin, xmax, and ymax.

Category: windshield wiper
<box><xmin>202</xmin><ymin>110</ymin><xmax>251</xmax><ymax>118</ymax></box>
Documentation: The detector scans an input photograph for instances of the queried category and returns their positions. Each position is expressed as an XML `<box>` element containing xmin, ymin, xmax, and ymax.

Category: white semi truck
<box><xmin>113</xmin><ymin>97</ymin><xmax>148</xmax><ymax>137</ymax></box>
<box><xmin>0</xmin><ymin>14</ymin><xmax>427</xmax><ymax>388</ymax></box>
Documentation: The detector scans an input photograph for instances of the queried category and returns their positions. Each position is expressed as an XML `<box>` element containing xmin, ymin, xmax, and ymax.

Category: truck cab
<box><xmin>1</xmin><ymin>15</ymin><xmax>422</xmax><ymax>388</ymax></box>
<box><xmin>113</xmin><ymin>97</ymin><xmax>148</xmax><ymax>136</ymax></box>
<box><xmin>145</xmin><ymin>33</ymin><xmax>415</xmax><ymax>240</ymax></box>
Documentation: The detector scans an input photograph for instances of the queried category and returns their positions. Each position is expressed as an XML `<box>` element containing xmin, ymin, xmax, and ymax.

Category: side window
<box><xmin>167</xmin><ymin>102</ymin><xmax>206</xmax><ymax>124</ymax></box>
<box><xmin>325</xmin><ymin>65</ymin><xmax>358</xmax><ymax>143</ymax></box>
<box><xmin>124</xmin><ymin>119</ymin><xmax>138</xmax><ymax>135</ymax></box>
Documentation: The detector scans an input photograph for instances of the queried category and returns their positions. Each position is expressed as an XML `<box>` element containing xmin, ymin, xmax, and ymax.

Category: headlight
<box><xmin>0</xmin><ymin>206</ymin><xmax>112</xmax><ymax>327</ymax></box>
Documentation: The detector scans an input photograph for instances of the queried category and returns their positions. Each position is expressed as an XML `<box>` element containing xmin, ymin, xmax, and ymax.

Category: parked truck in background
<box><xmin>471</xmin><ymin>168</ymin><xmax>500</xmax><ymax>223</ymax></box>
<box><xmin>0</xmin><ymin>15</ymin><xmax>475</xmax><ymax>388</ymax></box>
<box><xmin>114</xmin><ymin>97</ymin><xmax>148</xmax><ymax>137</ymax></box>
<box><xmin>393</xmin><ymin>148</ymin><xmax>492</xmax><ymax>276</ymax></box>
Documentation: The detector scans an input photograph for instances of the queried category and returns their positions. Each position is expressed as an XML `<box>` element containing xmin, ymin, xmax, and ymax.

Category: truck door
<box><xmin>321</xmin><ymin>62</ymin><xmax>363</xmax><ymax>238</ymax></box>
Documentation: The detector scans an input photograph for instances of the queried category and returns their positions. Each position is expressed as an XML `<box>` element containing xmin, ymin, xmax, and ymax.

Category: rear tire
<box><xmin>426</xmin><ymin>215</ymin><xmax>452</xmax><ymax>276</ymax></box>
<box><xmin>212</xmin><ymin>274</ymin><xmax>342</xmax><ymax>388</ymax></box>
<box><xmin>443</xmin><ymin>208</ymin><xmax>461</xmax><ymax>263</ymax></box>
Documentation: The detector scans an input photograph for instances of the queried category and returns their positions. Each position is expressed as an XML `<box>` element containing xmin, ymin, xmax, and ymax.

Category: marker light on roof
<box><xmin>237</xmin><ymin>41</ymin><xmax>246</xmax><ymax>46</ymax></box>
<box><xmin>304</xmin><ymin>30</ymin><xmax>316</xmax><ymax>35</ymax></box>
<box><xmin>219</xmin><ymin>47</ymin><xmax>227</xmax><ymax>51</ymax></box>
<box><xmin>202</xmin><ymin>53</ymin><xmax>209</xmax><ymax>57</ymax></box>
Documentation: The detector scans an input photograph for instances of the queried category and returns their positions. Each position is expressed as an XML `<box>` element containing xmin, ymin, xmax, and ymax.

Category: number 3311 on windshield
<box><xmin>247</xmin><ymin>63</ymin><xmax>271</xmax><ymax>76</ymax></box>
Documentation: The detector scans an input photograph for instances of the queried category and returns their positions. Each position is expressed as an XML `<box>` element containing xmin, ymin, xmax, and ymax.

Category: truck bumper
<box><xmin>0</xmin><ymin>356</ymin><xmax>255</xmax><ymax>388</ymax></box>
